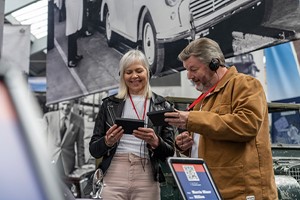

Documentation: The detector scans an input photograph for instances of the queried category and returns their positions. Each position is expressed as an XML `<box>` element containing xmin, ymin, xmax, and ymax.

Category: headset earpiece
<box><xmin>209</xmin><ymin>58</ymin><xmax>220</xmax><ymax>71</ymax></box>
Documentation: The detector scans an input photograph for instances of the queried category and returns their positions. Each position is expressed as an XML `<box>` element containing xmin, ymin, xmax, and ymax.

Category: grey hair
<box><xmin>115</xmin><ymin>49</ymin><xmax>152</xmax><ymax>99</ymax></box>
<box><xmin>178</xmin><ymin>37</ymin><xmax>226</xmax><ymax>67</ymax></box>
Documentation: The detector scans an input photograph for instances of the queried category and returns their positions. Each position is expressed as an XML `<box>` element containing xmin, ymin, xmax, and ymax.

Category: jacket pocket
<box><xmin>209</xmin><ymin>165</ymin><xmax>245</xmax><ymax>199</ymax></box>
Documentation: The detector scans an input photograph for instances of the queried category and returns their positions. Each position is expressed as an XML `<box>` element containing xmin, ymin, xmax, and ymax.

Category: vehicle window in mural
<box><xmin>226</xmin><ymin>53</ymin><xmax>260</xmax><ymax>77</ymax></box>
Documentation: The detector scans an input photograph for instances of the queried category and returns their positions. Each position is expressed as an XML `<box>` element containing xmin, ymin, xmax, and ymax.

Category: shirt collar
<box><xmin>60</xmin><ymin>111</ymin><xmax>71</xmax><ymax>120</ymax></box>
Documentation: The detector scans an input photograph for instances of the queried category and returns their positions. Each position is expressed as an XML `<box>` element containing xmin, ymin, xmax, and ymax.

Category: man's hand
<box><xmin>175</xmin><ymin>131</ymin><xmax>193</xmax><ymax>151</ymax></box>
<box><xmin>165</xmin><ymin>109</ymin><xmax>189</xmax><ymax>130</ymax></box>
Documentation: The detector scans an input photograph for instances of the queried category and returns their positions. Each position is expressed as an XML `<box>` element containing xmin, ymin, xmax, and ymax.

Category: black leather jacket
<box><xmin>89</xmin><ymin>92</ymin><xmax>175</xmax><ymax>182</ymax></box>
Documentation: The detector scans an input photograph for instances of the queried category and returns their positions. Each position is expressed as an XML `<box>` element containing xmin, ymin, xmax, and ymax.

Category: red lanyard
<box><xmin>187</xmin><ymin>84</ymin><xmax>217</xmax><ymax>111</ymax></box>
<box><xmin>129</xmin><ymin>94</ymin><xmax>147</xmax><ymax>120</ymax></box>
<box><xmin>187</xmin><ymin>70</ymin><xmax>228</xmax><ymax>111</ymax></box>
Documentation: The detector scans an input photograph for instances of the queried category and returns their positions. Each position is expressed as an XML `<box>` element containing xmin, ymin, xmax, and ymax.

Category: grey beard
<box><xmin>196</xmin><ymin>84</ymin><xmax>204</xmax><ymax>92</ymax></box>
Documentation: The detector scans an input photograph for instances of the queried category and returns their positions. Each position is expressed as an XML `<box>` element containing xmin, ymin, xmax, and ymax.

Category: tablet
<box><xmin>147</xmin><ymin>108</ymin><xmax>175</xmax><ymax>126</ymax></box>
<box><xmin>167</xmin><ymin>157</ymin><xmax>222</xmax><ymax>200</ymax></box>
<box><xmin>115</xmin><ymin>118</ymin><xmax>144</xmax><ymax>134</ymax></box>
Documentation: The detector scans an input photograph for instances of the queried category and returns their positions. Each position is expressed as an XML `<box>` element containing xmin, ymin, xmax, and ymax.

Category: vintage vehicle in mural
<box><xmin>99</xmin><ymin>0</ymin><xmax>262</xmax><ymax>75</ymax></box>
<box><xmin>226</xmin><ymin>53</ymin><xmax>260</xmax><ymax>77</ymax></box>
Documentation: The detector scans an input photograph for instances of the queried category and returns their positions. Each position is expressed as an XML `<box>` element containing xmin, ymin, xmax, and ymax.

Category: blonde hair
<box><xmin>115</xmin><ymin>49</ymin><xmax>152</xmax><ymax>99</ymax></box>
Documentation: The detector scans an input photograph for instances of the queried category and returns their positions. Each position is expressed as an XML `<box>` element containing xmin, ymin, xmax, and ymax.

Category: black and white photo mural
<box><xmin>46</xmin><ymin>0</ymin><xmax>300</xmax><ymax>104</ymax></box>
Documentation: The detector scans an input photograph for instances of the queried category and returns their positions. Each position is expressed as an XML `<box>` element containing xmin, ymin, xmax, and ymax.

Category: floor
<box><xmin>46</xmin><ymin>7</ymin><xmax>123</xmax><ymax>105</ymax></box>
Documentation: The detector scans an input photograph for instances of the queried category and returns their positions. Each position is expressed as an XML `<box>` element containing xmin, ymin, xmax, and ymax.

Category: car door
<box><xmin>111</xmin><ymin>0</ymin><xmax>134</xmax><ymax>40</ymax></box>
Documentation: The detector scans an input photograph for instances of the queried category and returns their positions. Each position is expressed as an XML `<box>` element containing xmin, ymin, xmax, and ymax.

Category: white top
<box><xmin>60</xmin><ymin>111</ymin><xmax>71</xmax><ymax>128</ymax></box>
<box><xmin>191</xmin><ymin>133</ymin><xmax>200</xmax><ymax>158</ymax></box>
<box><xmin>116</xmin><ymin>95</ymin><xmax>150</xmax><ymax>159</ymax></box>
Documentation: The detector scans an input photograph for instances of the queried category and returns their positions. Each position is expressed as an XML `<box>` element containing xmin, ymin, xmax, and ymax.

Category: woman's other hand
<box><xmin>133</xmin><ymin>127</ymin><xmax>159</xmax><ymax>149</ymax></box>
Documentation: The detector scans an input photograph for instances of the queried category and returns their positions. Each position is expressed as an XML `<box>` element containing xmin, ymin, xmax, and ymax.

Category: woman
<box><xmin>89</xmin><ymin>49</ymin><xmax>175</xmax><ymax>199</ymax></box>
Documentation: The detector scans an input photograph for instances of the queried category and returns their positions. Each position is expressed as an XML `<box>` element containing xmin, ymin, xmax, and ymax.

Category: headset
<box><xmin>209</xmin><ymin>58</ymin><xmax>220</xmax><ymax>72</ymax></box>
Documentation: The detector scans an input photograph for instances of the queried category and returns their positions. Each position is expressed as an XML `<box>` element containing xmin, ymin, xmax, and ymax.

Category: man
<box><xmin>54</xmin><ymin>0</ymin><xmax>66</xmax><ymax>22</ymax></box>
<box><xmin>165</xmin><ymin>38</ymin><xmax>278</xmax><ymax>199</ymax></box>
<box><xmin>44</xmin><ymin>100</ymin><xmax>85</xmax><ymax>177</ymax></box>
<box><xmin>65</xmin><ymin>0</ymin><xmax>84</xmax><ymax>68</ymax></box>
<box><xmin>79</xmin><ymin>0</ymin><xmax>93</xmax><ymax>37</ymax></box>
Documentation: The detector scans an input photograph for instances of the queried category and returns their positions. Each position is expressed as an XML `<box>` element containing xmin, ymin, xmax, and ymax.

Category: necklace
<box><xmin>129</xmin><ymin>94</ymin><xmax>147</xmax><ymax>120</ymax></box>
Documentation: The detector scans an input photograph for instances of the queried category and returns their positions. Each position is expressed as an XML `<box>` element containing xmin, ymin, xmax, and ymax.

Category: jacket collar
<box><xmin>106</xmin><ymin>95</ymin><xmax>123</xmax><ymax>103</ymax></box>
<box><xmin>213</xmin><ymin>66</ymin><xmax>238</xmax><ymax>93</ymax></box>
<box><xmin>105</xmin><ymin>92</ymin><xmax>167</xmax><ymax>115</ymax></box>
<box><xmin>105</xmin><ymin>92</ymin><xmax>166</xmax><ymax>105</ymax></box>
<box><xmin>151</xmin><ymin>92</ymin><xmax>166</xmax><ymax>105</ymax></box>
